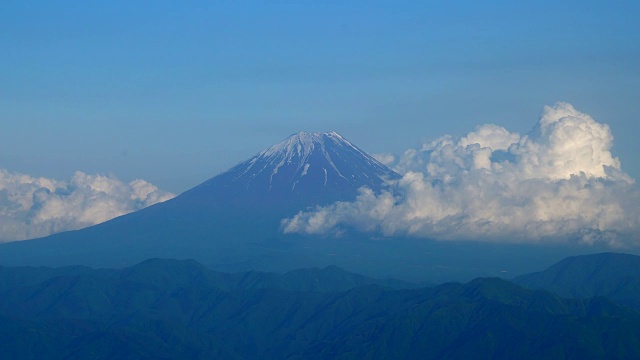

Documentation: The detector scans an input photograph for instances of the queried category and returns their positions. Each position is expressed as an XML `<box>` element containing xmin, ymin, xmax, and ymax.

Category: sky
<box><xmin>1</xmin><ymin>1</ymin><xmax>639</xmax><ymax>242</ymax></box>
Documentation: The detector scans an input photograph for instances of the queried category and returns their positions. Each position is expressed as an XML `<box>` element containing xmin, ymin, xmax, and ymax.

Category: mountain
<box><xmin>0</xmin><ymin>259</ymin><xmax>639</xmax><ymax>359</ymax></box>
<box><xmin>180</xmin><ymin>131</ymin><xmax>399</xmax><ymax>211</ymax></box>
<box><xmin>514</xmin><ymin>252</ymin><xmax>640</xmax><ymax>310</ymax></box>
<box><xmin>0</xmin><ymin>260</ymin><xmax>413</xmax><ymax>296</ymax></box>
<box><xmin>0</xmin><ymin>131</ymin><xmax>594</xmax><ymax>283</ymax></box>
<box><xmin>0</xmin><ymin>132</ymin><xmax>406</xmax><ymax>271</ymax></box>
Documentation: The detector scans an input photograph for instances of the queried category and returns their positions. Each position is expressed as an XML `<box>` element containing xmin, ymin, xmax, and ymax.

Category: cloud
<box><xmin>372</xmin><ymin>153</ymin><xmax>396</xmax><ymax>166</ymax></box>
<box><xmin>283</xmin><ymin>103</ymin><xmax>640</xmax><ymax>247</ymax></box>
<box><xmin>0</xmin><ymin>170</ymin><xmax>174</xmax><ymax>242</ymax></box>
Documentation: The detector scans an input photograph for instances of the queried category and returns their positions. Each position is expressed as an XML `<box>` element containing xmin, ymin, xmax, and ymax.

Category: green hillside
<box><xmin>0</xmin><ymin>259</ymin><xmax>638</xmax><ymax>359</ymax></box>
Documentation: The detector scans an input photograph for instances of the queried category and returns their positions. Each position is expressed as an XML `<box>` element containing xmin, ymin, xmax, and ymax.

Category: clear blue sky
<box><xmin>1</xmin><ymin>1</ymin><xmax>639</xmax><ymax>193</ymax></box>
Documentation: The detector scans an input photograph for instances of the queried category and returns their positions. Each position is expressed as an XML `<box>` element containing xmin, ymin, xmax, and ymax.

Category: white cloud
<box><xmin>514</xmin><ymin>103</ymin><xmax>623</xmax><ymax>180</ymax></box>
<box><xmin>282</xmin><ymin>103</ymin><xmax>640</xmax><ymax>247</ymax></box>
<box><xmin>372</xmin><ymin>153</ymin><xmax>396</xmax><ymax>166</ymax></box>
<box><xmin>0</xmin><ymin>170</ymin><xmax>174</xmax><ymax>242</ymax></box>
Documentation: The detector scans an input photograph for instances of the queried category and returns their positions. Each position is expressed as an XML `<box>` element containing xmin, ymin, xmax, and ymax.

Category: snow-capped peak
<box><xmin>193</xmin><ymin>131</ymin><xmax>400</xmax><ymax>207</ymax></box>
<box><xmin>260</xmin><ymin>131</ymin><xmax>339</xmax><ymax>159</ymax></box>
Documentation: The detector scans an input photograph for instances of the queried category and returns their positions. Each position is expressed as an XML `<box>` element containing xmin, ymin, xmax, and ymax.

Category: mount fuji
<box><xmin>178</xmin><ymin>131</ymin><xmax>399</xmax><ymax>212</ymax></box>
<box><xmin>0</xmin><ymin>132</ymin><xmax>405</xmax><ymax>271</ymax></box>
<box><xmin>0</xmin><ymin>132</ymin><xmax>584</xmax><ymax>282</ymax></box>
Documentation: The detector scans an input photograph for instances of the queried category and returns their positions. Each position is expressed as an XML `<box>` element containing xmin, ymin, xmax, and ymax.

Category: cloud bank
<box><xmin>0</xmin><ymin>170</ymin><xmax>174</xmax><ymax>242</ymax></box>
<box><xmin>283</xmin><ymin>103</ymin><xmax>640</xmax><ymax>247</ymax></box>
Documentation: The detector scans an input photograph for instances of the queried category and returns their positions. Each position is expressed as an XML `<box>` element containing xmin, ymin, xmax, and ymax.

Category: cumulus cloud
<box><xmin>372</xmin><ymin>153</ymin><xmax>396</xmax><ymax>166</ymax></box>
<box><xmin>283</xmin><ymin>103</ymin><xmax>640</xmax><ymax>247</ymax></box>
<box><xmin>0</xmin><ymin>170</ymin><xmax>174</xmax><ymax>242</ymax></box>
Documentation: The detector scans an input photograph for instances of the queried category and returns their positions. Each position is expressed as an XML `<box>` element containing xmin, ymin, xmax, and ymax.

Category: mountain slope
<box><xmin>514</xmin><ymin>252</ymin><xmax>640</xmax><ymax>309</ymax></box>
<box><xmin>0</xmin><ymin>132</ymin><xmax>600</xmax><ymax>283</ymax></box>
<box><xmin>180</xmin><ymin>131</ymin><xmax>399</xmax><ymax>210</ymax></box>
<box><xmin>0</xmin><ymin>132</ymin><xmax>400</xmax><ymax>269</ymax></box>
<box><xmin>0</xmin><ymin>259</ymin><xmax>639</xmax><ymax>359</ymax></box>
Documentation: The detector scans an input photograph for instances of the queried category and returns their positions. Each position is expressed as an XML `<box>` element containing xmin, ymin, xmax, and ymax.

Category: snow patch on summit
<box><xmin>217</xmin><ymin>131</ymin><xmax>400</xmax><ymax>197</ymax></box>
<box><xmin>185</xmin><ymin>130</ymin><xmax>401</xmax><ymax>209</ymax></box>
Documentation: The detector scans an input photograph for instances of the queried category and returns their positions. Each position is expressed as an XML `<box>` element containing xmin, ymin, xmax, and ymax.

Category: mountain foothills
<box><xmin>0</xmin><ymin>132</ymin><xmax>605</xmax><ymax>282</ymax></box>
<box><xmin>514</xmin><ymin>252</ymin><xmax>640</xmax><ymax>310</ymax></box>
<box><xmin>1</xmin><ymin>255</ymin><xmax>640</xmax><ymax>359</ymax></box>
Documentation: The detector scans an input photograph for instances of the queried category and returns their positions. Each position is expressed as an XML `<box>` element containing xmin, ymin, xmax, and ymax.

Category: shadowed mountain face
<box><xmin>0</xmin><ymin>259</ymin><xmax>639</xmax><ymax>360</ymax></box>
<box><xmin>514</xmin><ymin>252</ymin><xmax>640</xmax><ymax>310</ymax></box>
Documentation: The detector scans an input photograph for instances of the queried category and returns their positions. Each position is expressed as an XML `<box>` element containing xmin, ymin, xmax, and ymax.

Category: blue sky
<box><xmin>2</xmin><ymin>1</ymin><xmax>639</xmax><ymax>193</ymax></box>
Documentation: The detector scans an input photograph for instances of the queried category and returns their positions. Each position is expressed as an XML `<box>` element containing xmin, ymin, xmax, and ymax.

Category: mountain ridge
<box><xmin>0</xmin><ymin>258</ymin><xmax>639</xmax><ymax>359</ymax></box>
<box><xmin>514</xmin><ymin>252</ymin><xmax>640</xmax><ymax>309</ymax></box>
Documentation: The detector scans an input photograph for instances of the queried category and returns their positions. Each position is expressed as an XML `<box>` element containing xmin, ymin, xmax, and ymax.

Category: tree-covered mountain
<box><xmin>514</xmin><ymin>252</ymin><xmax>640</xmax><ymax>310</ymax></box>
<box><xmin>0</xmin><ymin>259</ymin><xmax>639</xmax><ymax>359</ymax></box>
